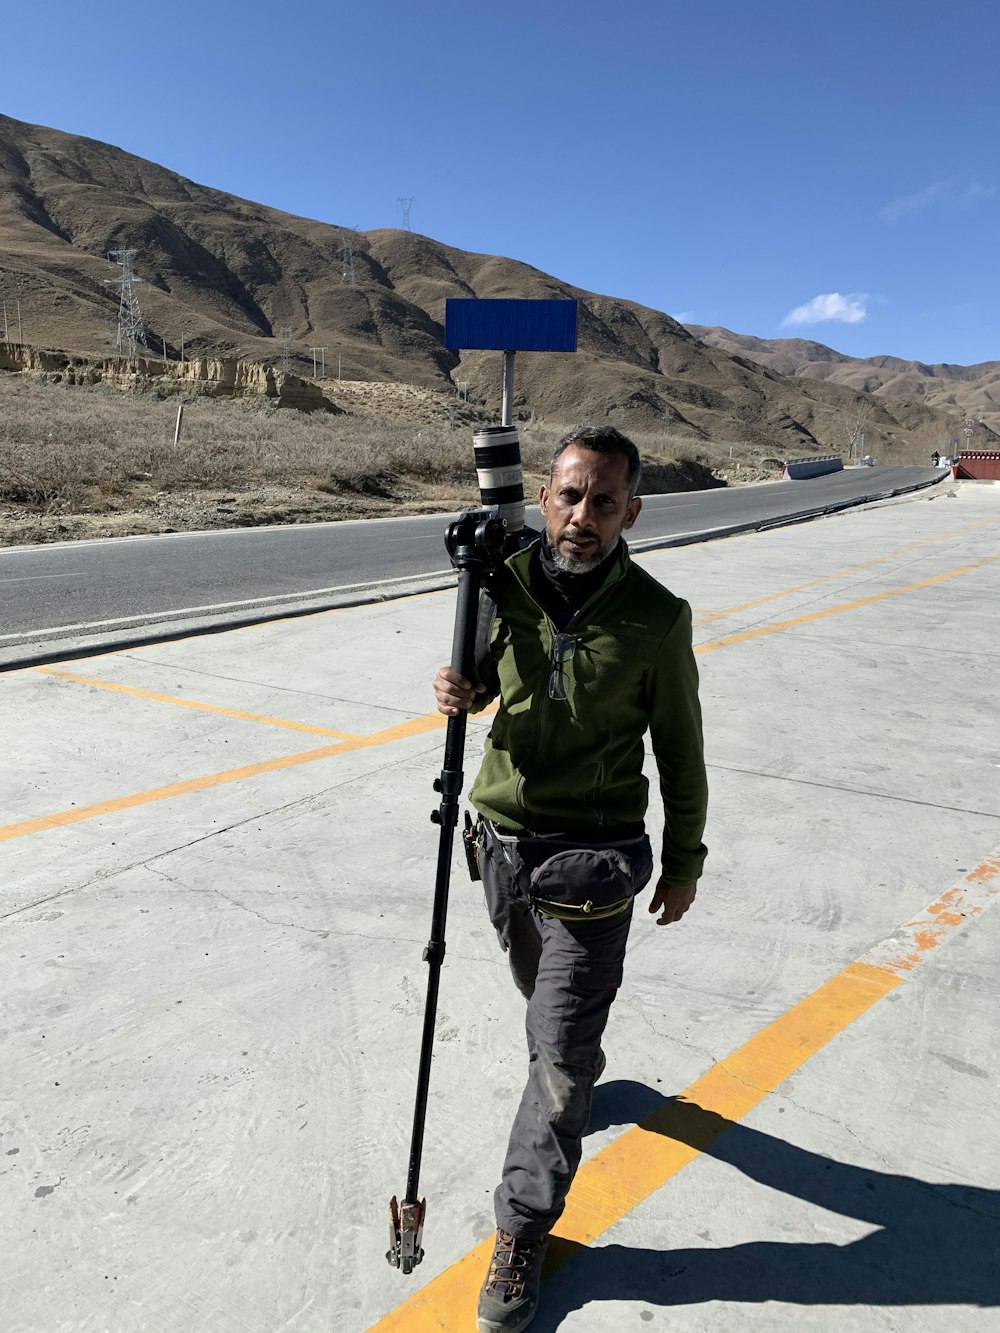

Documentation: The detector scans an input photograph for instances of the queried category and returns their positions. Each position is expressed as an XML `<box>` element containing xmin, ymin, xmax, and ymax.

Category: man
<box><xmin>433</xmin><ymin>425</ymin><xmax>708</xmax><ymax>1333</ymax></box>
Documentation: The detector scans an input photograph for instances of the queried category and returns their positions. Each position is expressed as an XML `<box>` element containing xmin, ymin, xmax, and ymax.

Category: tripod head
<box><xmin>444</xmin><ymin>505</ymin><xmax>507</xmax><ymax>574</ymax></box>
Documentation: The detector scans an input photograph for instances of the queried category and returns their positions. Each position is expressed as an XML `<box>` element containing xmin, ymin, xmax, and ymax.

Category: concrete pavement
<box><xmin>1</xmin><ymin>482</ymin><xmax>998</xmax><ymax>1332</ymax></box>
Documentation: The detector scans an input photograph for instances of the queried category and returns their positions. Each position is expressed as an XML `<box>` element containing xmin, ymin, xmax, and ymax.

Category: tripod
<box><xmin>387</xmin><ymin>506</ymin><xmax>506</xmax><ymax>1273</ymax></box>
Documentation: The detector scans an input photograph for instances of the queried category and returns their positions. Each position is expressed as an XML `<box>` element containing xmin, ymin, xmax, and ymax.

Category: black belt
<box><xmin>489</xmin><ymin>820</ymin><xmax>645</xmax><ymax>844</ymax></box>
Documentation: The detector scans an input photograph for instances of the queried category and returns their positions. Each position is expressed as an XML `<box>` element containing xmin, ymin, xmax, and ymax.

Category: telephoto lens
<box><xmin>473</xmin><ymin>426</ymin><xmax>525</xmax><ymax>550</ymax></box>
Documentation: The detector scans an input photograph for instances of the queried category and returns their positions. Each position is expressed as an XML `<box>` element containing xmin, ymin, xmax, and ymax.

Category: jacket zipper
<box><xmin>516</xmin><ymin>608</ymin><xmax>556</xmax><ymax>805</ymax></box>
<box><xmin>510</xmin><ymin>556</ymin><xmax>624</xmax><ymax>824</ymax></box>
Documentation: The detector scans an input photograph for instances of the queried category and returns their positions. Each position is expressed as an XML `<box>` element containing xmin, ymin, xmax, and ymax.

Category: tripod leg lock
<box><xmin>387</xmin><ymin>1195</ymin><xmax>426</xmax><ymax>1274</ymax></box>
<box><xmin>433</xmin><ymin>768</ymin><xmax>464</xmax><ymax>798</ymax></box>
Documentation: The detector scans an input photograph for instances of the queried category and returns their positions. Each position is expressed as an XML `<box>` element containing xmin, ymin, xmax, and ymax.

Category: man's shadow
<box><xmin>533</xmin><ymin>1081</ymin><xmax>1000</xmax><ymax>1328</ymax></box>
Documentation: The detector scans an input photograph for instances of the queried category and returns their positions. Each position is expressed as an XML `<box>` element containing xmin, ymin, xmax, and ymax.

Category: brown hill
<box><xmin>689</xmin><ymin>326</ymin><xmax>1000</xmax><ymax>437</ymax></box>
<box><xmin>0</xmin><ymin>113</ymin><xmax>969</xmax><ymax>460</ymax></box>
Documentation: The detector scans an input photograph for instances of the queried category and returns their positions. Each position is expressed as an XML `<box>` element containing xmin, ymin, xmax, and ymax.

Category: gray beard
<box><xmin>550</xmin><ymin>531</ymin><xmax>620</xmax><ymax>574</ymax></box>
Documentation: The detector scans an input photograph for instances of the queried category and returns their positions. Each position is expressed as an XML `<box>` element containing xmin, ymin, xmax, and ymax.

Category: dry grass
<box><xmin>0</xmin><ymin>375</ymin><xmax>479</xmax><ymax>510</ymax></box>
<box><xmin>0</xmin><ymin>374</ymin><xmax>767</xmax><ymax>545</ymax></box>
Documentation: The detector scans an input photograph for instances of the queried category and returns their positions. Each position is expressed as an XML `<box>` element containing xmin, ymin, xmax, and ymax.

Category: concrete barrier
<box><xmin>782</xmin><ymin>456</ymin><xmax>845</xmax><ymax>480</ymax></box>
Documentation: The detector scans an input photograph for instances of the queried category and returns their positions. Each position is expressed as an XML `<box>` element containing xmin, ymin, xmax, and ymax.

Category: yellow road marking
<box><xmin>33</xmin><ymin>666</ymin><xmax>363</xmax><ymax>740</ymax></box>
<box><xmin>694</xmin><ymin>551</ymin><xmax>1000</xmax><ymax>656</ymax></box>
<box><xmin>0</xmin><ymin>703</ymin><xmax>498</xmax><ymax>844</ymax></box>
<box><xmin>691</xmin><ymin>518</ymin><xmax>997</xmax><ymax>626</ymax></box>
<box><xmin>5</xmin><ymin>552</ymin><xmax>996</xmax><ymax>844</ymax></box>
<box><xmin>0</xmin><ymin>713</ymin><xmax>446</xmax><ymax>843</ymax></box>
<box><xmin>367</xmin><ymin>852</ymin><xmax>1000</xmax><ymax>1331</ymax></box>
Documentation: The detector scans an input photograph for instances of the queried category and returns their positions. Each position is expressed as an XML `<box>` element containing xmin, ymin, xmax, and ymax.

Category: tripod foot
<box><xmin>387</xmin><ymin>1195</ymin><xmax>426</xmax><ymax>1273</ymax></box>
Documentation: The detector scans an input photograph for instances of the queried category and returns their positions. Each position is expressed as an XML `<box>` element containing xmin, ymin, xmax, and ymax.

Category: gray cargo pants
<box><xmin>478</xmin><ymin>820</ymin><xmax>653</xmax><ymax>1239</ymax></box>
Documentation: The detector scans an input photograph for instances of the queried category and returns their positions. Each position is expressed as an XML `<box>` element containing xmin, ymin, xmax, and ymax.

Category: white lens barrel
<box><xmin>473</xmin><ymin>426</ymin><xmax>525</xmax><ymax>535</ymax></box>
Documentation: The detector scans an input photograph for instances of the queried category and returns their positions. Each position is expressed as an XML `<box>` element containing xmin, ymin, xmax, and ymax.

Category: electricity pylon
<box><xmin>341</xmin><ymin>230</ymin><xmax>356</xmax><ymax>285</ymax></box>
<box><xmin>106</xmin><ymin>250</ymin><xmax>147</xmax><ymax>355</ymax></box>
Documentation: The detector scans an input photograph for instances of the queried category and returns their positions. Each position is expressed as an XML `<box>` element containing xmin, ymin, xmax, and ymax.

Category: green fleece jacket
<box><xmin>469</xmin><ymin>538</ymin><xmax>708</xmax><ymax>884</ymax></box>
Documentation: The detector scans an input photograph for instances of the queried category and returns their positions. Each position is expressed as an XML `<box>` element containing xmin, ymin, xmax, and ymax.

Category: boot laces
<box><xmin>485</xmin><ymin>1229</ymin><xmax>543</xmax><ymax>1300</ymax></box>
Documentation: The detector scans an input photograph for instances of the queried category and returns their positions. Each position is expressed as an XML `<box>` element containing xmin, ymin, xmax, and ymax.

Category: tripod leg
<box><xmin>387</xmin><ymin>557</ymin><xmax>483</xmax><ymax>1271</ymax></box>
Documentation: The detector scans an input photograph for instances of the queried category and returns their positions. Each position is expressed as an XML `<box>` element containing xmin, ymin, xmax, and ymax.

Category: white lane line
<box><xmin>0</xmin><ymin>572</ymin><xmax>85</xmax><ymax>583</ymax></box>
<box><xmin>0</xmin><ymin>569</ymin><xmax>454</xmax><ymax>642</ymax></box>
<box><xmin>0</xmin><ymin>510</ymin><xmax>467</xmax><ymax>556</ymax></box>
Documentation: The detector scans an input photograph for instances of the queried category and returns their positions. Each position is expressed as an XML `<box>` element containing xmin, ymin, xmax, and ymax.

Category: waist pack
<box><xmin>483</xmin><ymin>821</ymin><xmax>654</xmax><ymax>922</ymax></box>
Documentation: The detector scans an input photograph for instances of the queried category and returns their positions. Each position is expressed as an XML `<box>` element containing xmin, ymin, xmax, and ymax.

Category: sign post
<box><xmin>502</xmin><ymin>351</ymin><xmax>515</xmax><ymax>427</ymax></box>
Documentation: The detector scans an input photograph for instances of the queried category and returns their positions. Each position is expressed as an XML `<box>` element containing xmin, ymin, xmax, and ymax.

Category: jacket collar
<box><xmin>507</xmin><ymin>533</ymin><xmax>632</xmax><ymax>603</ymax></box>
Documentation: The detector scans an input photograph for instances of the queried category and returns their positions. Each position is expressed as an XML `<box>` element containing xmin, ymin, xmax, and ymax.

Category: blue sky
<box><xmin>4</xmin><ymin>0</ymin><xmax>997</xmax><ymax>365</ymax></box>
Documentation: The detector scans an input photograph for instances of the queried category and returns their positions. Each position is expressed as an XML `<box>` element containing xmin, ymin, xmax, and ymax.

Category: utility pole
<box><xmin>16</xmin><ymin>299</ymin><xmax>22</xmax><ymax>343</ymax></box>
<box><xmin>106</xmin><ymin>250</ymin><xmax>147</xmax><ymax>355</ymax></box>
<box><xmin>2</xmin><ymin>300</ymin><xmax>7</xmax><ymax>342</ymax></box>
<box><xmin>310</xmin><ymin>346</ymin><xmax>327</xmax><ymax>378</ymax></box>
<box><xmin>397</xmin><ymin>196</ymin><xmax>415</xmax><ymax>231</ymax></box>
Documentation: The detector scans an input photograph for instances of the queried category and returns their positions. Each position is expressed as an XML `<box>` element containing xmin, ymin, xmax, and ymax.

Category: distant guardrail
<box><xmin>782</xmin><ymin>456</ymin><xmax>845</xmax><ymax>480</ymax></box>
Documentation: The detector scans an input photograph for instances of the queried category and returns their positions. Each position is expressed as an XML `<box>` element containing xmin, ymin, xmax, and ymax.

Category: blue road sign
<box><xmin>444</xmin><ymin>299</ymin><xmax>578</xmax><ymax>352</ymax></box>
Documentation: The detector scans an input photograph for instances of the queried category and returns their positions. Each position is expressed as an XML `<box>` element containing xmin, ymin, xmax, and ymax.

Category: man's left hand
<box><xmin>648</xmin><ymin>877</ymin><xmax>697</xmax><ymax>925</ymax></box>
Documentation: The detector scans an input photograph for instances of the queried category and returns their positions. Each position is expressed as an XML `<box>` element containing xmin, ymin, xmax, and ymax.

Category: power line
<box><xmin>397</xmin><ymin>196</ymin><xmax>415</xmax><ymax>231</ymax></box>
<box><xmin>279</xmin><ymin>326</ymin><xmax>293</xmax><ymax>371</ymax></box>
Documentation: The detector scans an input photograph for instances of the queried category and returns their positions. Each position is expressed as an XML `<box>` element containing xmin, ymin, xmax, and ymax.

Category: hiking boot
<box><xmin>594</xmin><ymin>1047</ymin><xmax>607</xmax><ymax>1083</ymax></box>
<box><xmin>476</xmin><ymin>1227</ymin><xmax>548</xmax><ymax>1332</ymax></box>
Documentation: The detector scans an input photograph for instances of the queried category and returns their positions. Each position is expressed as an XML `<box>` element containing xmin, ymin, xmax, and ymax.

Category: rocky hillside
<box><xmin>0</xmin><ymin>113</ymin><xmax>970</xmax><ymax>459</ymax></box>
<box><xmin>0</xmin><ymin>340</ymin><xmax>340</xmax><ymax>411</ymax></box>
<box><xmin>690</xmin><ymin>326</ymin><xmax>1000</xmax><ymax>435</ymax></box>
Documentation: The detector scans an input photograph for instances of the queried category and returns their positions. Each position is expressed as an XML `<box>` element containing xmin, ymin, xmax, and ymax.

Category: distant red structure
<box><xmin>952</xmin><ymin>450</ymin><xmax>1000</xmax><ymax>481</ymax></box>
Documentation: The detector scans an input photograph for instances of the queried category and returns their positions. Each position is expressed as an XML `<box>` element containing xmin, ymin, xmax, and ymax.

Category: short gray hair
<box><xmin>550</xmin><ymin>425</ymin><xmax>642</xmax><ymax>498</ymax></box>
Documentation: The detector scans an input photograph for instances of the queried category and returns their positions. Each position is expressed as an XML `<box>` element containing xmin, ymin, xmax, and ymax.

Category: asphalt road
<box><xmin>0</xmin><ymin>465</ymin><xmax>944</xmax><ymax>659</ymax></box>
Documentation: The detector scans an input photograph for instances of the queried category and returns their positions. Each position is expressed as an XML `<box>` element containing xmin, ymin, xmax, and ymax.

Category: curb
<box><xmin>629</xmin><ymin>467</ymin><xmax>951</xmax><ymax>554</ymax></box>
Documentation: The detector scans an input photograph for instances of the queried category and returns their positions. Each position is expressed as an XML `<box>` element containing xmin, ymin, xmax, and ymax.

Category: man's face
<box><xmin>539</xmin><ymin>444</ymin><xmax>642</xmax><ymax>573</ymax></box>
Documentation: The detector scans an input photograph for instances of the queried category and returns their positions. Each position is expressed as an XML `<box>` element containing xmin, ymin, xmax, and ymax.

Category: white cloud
<box><xmin>670</xmin><ymin>310</ymin><xmax>696</xmax><ymax>324</ymax></box>
<box><xmin>880</xmin><ymin>181</ymin><xmax>950</xmax><ymax>224</ymax></box>
<box><xmin>780</xmin><ymin>293</ymin><xmax>868</xmax><ymax>328</ymax></box>
<box><xmin>957</xmin><ymin>181</ymin><xmax>996</xmax><ymax>208</ymax></box>
<box><xmin>880</xmin><ymin>180</ymin><xmax>995</xmax><ymax>224</ymax></box>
